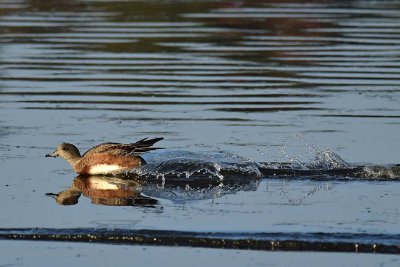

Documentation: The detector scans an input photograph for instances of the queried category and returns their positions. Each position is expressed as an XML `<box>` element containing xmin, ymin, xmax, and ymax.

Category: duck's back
<box><xmin>75</xmin><ymin>138</ymin><xmax>163</xmax><ymax>174</ymax></box>
<box><xmin>82</xmin><ymin>137</ymin><xmax>163</xmax><ymax>157</ymax></box>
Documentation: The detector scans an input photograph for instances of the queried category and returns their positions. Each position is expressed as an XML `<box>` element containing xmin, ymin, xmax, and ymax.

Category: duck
<box><xmin>45</xmin><ymin>137</ymin><xmax>163</xmax><ymax>175</ymax></box>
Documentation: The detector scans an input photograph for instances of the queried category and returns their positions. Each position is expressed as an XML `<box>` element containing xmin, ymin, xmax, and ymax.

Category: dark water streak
<box><xmin>1</xmin><ymin>228</ymin><xmax>399</xmax><ymax>254</ymax></box>
<box><xmin>258</xmin><ymin>164</ymin><xmax>400</xmax><ymax>180</ymax></box>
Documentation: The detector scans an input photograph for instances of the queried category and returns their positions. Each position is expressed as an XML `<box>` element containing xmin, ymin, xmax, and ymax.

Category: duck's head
<box><xmin>46</xmin><ymin>143</ymin><xmax>81</xmax><ymax>160</ymax></box>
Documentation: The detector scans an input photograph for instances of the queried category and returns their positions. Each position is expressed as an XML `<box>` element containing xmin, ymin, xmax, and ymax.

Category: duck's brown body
<box><xmin>72</xmin><ymin>153</ymin><xmax>144</xmax><ymax>174</ymax></box>
<box><xmin>46</xmin><ymin>137</ymin><xmax>163</xmax><ymax>175</ymax></box>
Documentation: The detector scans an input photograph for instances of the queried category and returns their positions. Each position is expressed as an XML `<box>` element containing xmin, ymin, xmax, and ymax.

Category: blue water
<box><xmin>1</xmin><ymin>0</ymin><xmax>400</xmax><ymax>264</ymax></box>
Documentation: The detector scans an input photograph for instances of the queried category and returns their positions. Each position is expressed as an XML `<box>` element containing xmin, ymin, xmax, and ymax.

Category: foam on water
<box><xmin>361</xmin><ymin>165</ymin><xmax>400</xmax><ymax>180</ymax></box>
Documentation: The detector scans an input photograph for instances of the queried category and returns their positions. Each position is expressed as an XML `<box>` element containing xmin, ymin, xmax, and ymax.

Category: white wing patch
<box><xmin>89</xmin><ymin>164</ymin><xmax>123</xmax><ymax>175</ymax></box>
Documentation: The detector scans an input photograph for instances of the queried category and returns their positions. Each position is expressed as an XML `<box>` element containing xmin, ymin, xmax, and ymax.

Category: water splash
<box><xmin>126</xmin><ymin>143</ymin><xmax>400</xmax><ymax>181</ymax></box>
<box><xmin>307</xmin><ymin>147</ymin><xmax>351</xmax><ymax>169</ymax></box>
<box><xmin>260</xmin><ymin>136</ymin><xmax>351</xmax><ymax>170</ymax></box>
<box><xmin>130</xmin><ymin>150</ymin><xmax>262</xmax><ymax>182</ymax></box>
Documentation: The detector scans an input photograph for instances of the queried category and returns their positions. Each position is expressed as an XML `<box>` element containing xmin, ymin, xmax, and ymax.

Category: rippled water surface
<box><xmin>1</xmin><ymin>0</ymin><xmax>400</xmax><ymax>265</ymax></box>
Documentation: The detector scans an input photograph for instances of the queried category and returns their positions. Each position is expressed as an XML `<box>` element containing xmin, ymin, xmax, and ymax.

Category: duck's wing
<box><xmin>82</xmin><ymin>137</ymin><xmax>163</xmax><ymax>157</ymax></box>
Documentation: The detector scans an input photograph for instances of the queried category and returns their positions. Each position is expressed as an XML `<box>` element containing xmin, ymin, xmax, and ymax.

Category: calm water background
<box><xmin>1</xmin><ymin>0</ymin><xmax>400</xmax><ymax>265</ymax></box>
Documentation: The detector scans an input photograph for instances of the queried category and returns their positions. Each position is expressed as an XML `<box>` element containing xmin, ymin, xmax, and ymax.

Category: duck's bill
<box><xmin>45</xmin><ymin>151</ymin><xmax>57</xmax><ymax>157</ymax></box>
<box><xmin>45</xmin><ymin>193</ymin><xmax>58</xmax><ymax>198</ymax></box>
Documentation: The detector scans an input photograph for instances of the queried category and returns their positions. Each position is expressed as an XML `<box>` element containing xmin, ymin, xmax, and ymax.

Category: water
<box><xmin>1</xmin><ymin>0</ymin><xmax>400</xmax><ymax>264</ymax></box>
<box><xmin>1</xmin><ymin>241</ymin><xmax>399</xmax><ymax>267</ymax></box>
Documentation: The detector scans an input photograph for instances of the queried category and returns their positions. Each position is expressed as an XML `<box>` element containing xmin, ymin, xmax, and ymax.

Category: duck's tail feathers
<box><xmin>132</xmin><ymin>137</ymin><xmax>164</xmax><ymax>154</ymax></box>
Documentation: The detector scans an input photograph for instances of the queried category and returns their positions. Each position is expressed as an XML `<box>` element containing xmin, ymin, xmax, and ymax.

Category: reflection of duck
<box><xmin>46</xmin><ymin>174</ymin><xmax>158</xmax><ymax>206</ymax></box>
<box><xmin>45</xmin><ymin>137</ymin><xmax>163</xmax><ymax>174</ymax></box>
<box><xmin>48</xmin><ymin>171</ymin><xmax>260</xmax><ymax>205</ymax></box>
